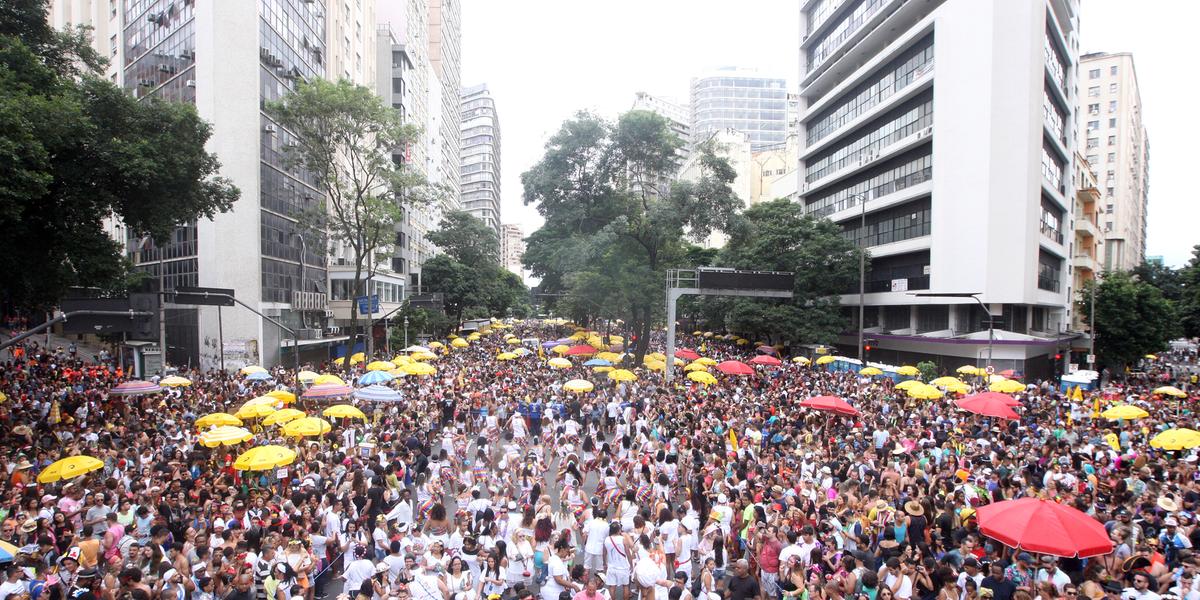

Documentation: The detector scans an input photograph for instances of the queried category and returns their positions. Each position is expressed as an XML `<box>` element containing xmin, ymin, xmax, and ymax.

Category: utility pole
<box><xmin>404</xmin><ymin>316</ymin><xmax>409</xmax><ymax>348</ymax></box>
<box><xmin>857</xmin><ymin>192</ymin><xmax>868</xmax><ymax>362</ymax></box>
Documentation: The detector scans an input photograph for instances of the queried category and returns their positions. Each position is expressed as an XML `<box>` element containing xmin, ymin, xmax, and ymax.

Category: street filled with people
<box><xmin>2</xmin><ymin>320</ymin><xmax>1199</xmax><ymax>600</ymax></box>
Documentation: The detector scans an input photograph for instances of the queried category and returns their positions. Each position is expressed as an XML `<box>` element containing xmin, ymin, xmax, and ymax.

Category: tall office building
<box><xmin>460</xmin><ymin>84</ymin><xmax>501</xmax><ymax>234</ymax></box>
<box><xmin>500</xmin><ymin>224</ymin><xmax>525</xmax><ymax>277</ymax></box>
<box><xmin>798</xmin><ymin>0</ymin><xmax>1080</xmax><ymax>377</ymax></box>
<box><xmin>633</xmin><ymin>92</ymin><xmax>692</xmax><ymax>147</ymax></box>
<box><xmin>1077</xmin><ymin>52</ymin><xmax>1148</xmax><ymax>272</ymax></box>
<box><xmin>50</xmin><ymin>0</ymin><xmax>389</xmax><ymax>370</ymax></box>
<box><xmin>690</xmin><ymin>67</ymin><xmax>788</xmax><ymax>151</ymax></box>
<box><xmin>428</xmin><ymin>0</ymin><xmax>462</xmax><ymax>211</ymax></box>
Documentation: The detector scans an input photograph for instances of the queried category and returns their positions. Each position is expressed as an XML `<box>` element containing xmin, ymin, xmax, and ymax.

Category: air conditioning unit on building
<box><xmin>263</xmin><ymin>124</ymin><xmax>277</xmax><ymax>134</ymax></box>
<box><xmin>297</xmin><ymin>328</ymin><xmax>322</xmax><ymax>340</ymax></box>
<box><xmin>323</xmin><ymin>310</ymin><xmax>334</xmax><ymax>318</ymax></box>
<box><xmin>326</xmin><ymin>326</ymin><xmax>341</xmax><ymax>336</ymax></box>
<box><xmin>185</xmin><ymin>80</ymin><xmax>196</xmax><ymax>88</ymax></box>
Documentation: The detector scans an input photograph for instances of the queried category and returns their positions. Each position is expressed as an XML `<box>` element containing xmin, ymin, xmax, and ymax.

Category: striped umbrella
<box><xmin>354</xmin><ymin>384</ymin><xmax>402</xmax><ymax>403</ymax></box>
<box><xmin>111</xmin><ymin>380</ymin><xmax>162</xmax><ymax>395</ymax></box>
<box><xmin>302</xmin><ymin>383</ymin><xmax>353</xmax><ymax>399</ymax></box>
<box><xmin>358</xmin><ymin>370</ymin><xmax>394</xmax><ymax>386</ymax></box>
<box><xmin>245</xmin><ymin>371</ymin><xmax>273</xmax><ymax>382</ymax></box>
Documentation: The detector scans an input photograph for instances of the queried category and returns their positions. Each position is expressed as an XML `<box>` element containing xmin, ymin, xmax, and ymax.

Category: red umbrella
<box><xmin>565</xmin><ymin>345</ymin><xmax>598</xmax><ymax>356</ymax></box>
<box><xmin>976</xmin><ymin>498</ymin><xmax>1113</xmax><ymax>557</ymax></box>
<box><xmin>675</xmin><ymin>349</ymin><xmax>701</xmax><ymax>361</ymax></box>
<box><xmin>799</xmin><ymin>395</ymin><xmax>861</xmax><ymax>417</ymax></box>
<box><xmin>961</xmin><ymin>391</ymin><xmax>1020</xmax><ymax>407</ymax></box>
<box><xmin>755</xmin><ymin>345</ymin><xmax>777</xmax><ymax>355</ymax></box>
<box><xmin>999</xmin><ymin>369</ymin><xmax>1020</xmax><ymax>378</ymax></box>
<box><xmin>955</xmin><ymin>395</ymin><xmax>1020</xmax><ymax>419</ymax></box>
<box><xmin>715</xmin><ymin>360</ymin><xmax>754</xmax><ymax>376</ymax></box>
<box><xmin>749</xmin><ymin>355</ymin><xmax>782</xmax><ymax>366</ymax></box>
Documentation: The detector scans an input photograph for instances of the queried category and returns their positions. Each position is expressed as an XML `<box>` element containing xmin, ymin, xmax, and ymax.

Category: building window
<box><xmin>1108</xmin><ymin>135</ymin><xmax>1116</xmax><ymax>146</ymax></box>
<box><xmin>1109</xmin><ymin>118</ymin><xmax>1117</xmax><ymax>128</ymax></box>
<box><xmin>805</xmin><ymin>148</ymin><xmax>932</xmax><ymax>218</ymax></box>
<box><xmin>1087</xmin><ymin>103</ymin><xmax>1099</xmax><ymax>115</ymax></box>
<box><xmin>805</xmin><ymin>93</ymin><xmax>933</xmax><ymax>184</ymax></box>
<box><xmin>1107</xmin><ymin>152</ymin><xmax>1115</xmax><ymax>162</ymax></box>
<box><xmin>1108</xmin><ymin>100</ymin><xmax>1117</xmax><ymax>113</ymax></box>
<box><xmin>1038</xmin><ymin>250</ymin><xmax>1062</xmax><ymax>292</ymax></box>
<box><xmin>110</xmin><ymin>34</ymin><xmax>118</xmax><ymax>56</ymax></box>
<box><xmin>1040</xmin><ymin>197</ymin><xmax>1064</xmax><ymax>245</ymax></box>
<box><xmin>1087</xmin><ymin>120</ymin><xmax>1099</xmax><ymax>132</ymax></box>
<box><xmin>1088</xmin><ymin>86</ymin><xmax>1100</xmax><ymax>97</ymax></box>
<box><xmin>1105</xmin><ymin>204</ymin><xmax>1113</xmax><ymax>214</ymax></box>
<box><xmin>1086</xmin><ymin>137</ymin><xmax>1099</xmax><ymax>149</ymax></box>
<box><xmin>1041</xmin><ymin>144</ymin><xmax>1065</xmax><ymax>192</ymax></box>
<box><xmin>1088</xmin><ymin>68</ymin><xmax>1100</xmax><ymax>79</ymax></box>
<box><xmin>1086</xmin><ymin>154</ymin><xmax>1098</xmax><ymax>165</ymax></box>
<box><xmin>1109</xmin><ymin>83</ymin><xmax>1117</xmax><ymax>93</ymax></box>
<box><xmin>1110</xmin><ymin>65</ymin><xmax>1118</xmax><ymax>75</ymax></box>
<box><xmin>839</xmin><ymin>198</ymin><xmax>932</xmax><ymax>249</ymax></box>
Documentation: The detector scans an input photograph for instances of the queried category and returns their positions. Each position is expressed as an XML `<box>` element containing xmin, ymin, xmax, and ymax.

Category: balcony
<box><xmin>1073</xmin><ymin>254</ymin><xmax>1098</xmax><ymax>273</ymax></box>
<box><xmin>1074</xmin><ymin>217</ymin><xmax>1098</xmax><ymax>239</ymax></box>
<box><xmin>865</xmin><ymin>275</ymin><xmax>929</xmax><ymax>293</ymax></box>
<box><xmin>1040</xmin><ymin>222</ymin><xmax>1064</xmax><ymax>245</ymax></box>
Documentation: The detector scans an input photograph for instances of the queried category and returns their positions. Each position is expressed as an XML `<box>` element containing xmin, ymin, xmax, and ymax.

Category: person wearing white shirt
<box><xmin>341</xmin><ymin>545</ymin><xmax>377</xmax><ymax>598</ymax></box>
<box><xmin>583</xmin><ymin>511</ymin><xmax>610</xmax><ymax>576</ymax></box>
<box><xmin>1035</xmin><ymin>557</ymin><xmax>1072</xmax><ymax>594</ymax></box>
<box><xmin>1123</xmin><ymin>572</ymin><xmax>1162</xmax><ymax>600</ymax></box>
<box><xmin>542</xmin><ymin>540</ymin><xmax>581</xmax><ymax>600</ymax></box>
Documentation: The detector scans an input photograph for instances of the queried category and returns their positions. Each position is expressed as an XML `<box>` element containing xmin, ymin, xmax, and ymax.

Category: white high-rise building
<box><xmin>1077</xmin><ymin>52</ymin><xmax>1148</xmax><ymax>272</ymax></box>
<box><xmin>460</xmin><ymin>84</ymin><xmax>501</xmax><ymax>234</ymax></box>
<box><xmin>50</xmin><ymin>0</ymin><xmax>389</xmax><ymax>370</ymax></box>
<box><xmin>691</xmin><ymin>67</ymin><xmax>789</xmax><ymax>151</ymax></box>
<box><xmin>428</xmin><ymin>0</ymin><xmax>462</xmax><ymax>212</ymax></box>
<box><xmin>798</xmin><ymin>0</ymin><xmax>1079</xmax><ymax>378</ymax></box>
<box><xmin>500</xmin><ymin>224</ymin><xmax>525</xmax><ymax>277</ymax></box>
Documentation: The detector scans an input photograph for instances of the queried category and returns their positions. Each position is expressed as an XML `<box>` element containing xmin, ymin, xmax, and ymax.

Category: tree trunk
<box><xmin>634</xmin><ymin>304</ymin><xmax>651</xmax><ymax>365</ymax></box>
<box><xmin>348</xmin><ymin>260</ymin><xmax>363</xmax><ymax>376</ymax></box>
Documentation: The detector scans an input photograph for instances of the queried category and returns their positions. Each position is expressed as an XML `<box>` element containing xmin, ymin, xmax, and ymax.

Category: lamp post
<box><xmin>404</xmin><ymin>316</ymin><xmax>409</xmax><ymax>348</ymax></box>
<box><xmin>910</xmin><ymin>292</ymin><xmax>993</xmax><ymax>371</ymax></box>
<box><xmin>853</xmin><ymin>191</ymin><xmax>872</xmax><ymax>362</ymax></box>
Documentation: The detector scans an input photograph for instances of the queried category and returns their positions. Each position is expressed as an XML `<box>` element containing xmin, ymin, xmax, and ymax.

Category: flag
<box><xmin>1092</xmin><ymin>395</ymin><xmax>1101</xmax><ymax>419</ymax></box>
<box><xmin>1105</xmin><ymin>432</ymin><xmax>1120</xmax><ymax>451</ymax></box>
<box><xmin>728</xmin><ymin>427</ymin><xmax>739</xmax><ymax>452</ymax></box>
<box><xmin>538</xmin><ymin>345</ymin><xmax>545</xmax><ymax>360</ymax></box>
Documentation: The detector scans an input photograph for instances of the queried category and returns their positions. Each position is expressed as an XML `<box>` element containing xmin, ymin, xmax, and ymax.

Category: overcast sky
<box><xmin>460</xmin><ymin>0</ymin><xmax>1195</xmax><ymax>266</ymax></box>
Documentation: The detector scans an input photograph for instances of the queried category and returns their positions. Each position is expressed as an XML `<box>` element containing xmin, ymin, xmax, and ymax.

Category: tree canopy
<box><xmin>1082</xmin><ymin>270</ymin><xmax>1178</xmax><ymax>370</ymax></box>
<box><xmin>0</xmin><ymin>0</ymin><xmax>239</xmax><ymax>308</ymax></box>
<box><xmin>422</xmin><ymin>211</ymin><xmax>529</xmax><ymax>325</ymax></box>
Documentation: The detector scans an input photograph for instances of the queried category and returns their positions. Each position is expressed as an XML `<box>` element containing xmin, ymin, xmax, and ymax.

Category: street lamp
<box><xmin>853</xmin><ymin>191</ymin><xmax>872</xmax><ymax>362</ymax></box>
<box><xmin>909</xmin><ymin>292</ymin><xmax>994</xmax><ymax>371</ymax></box>
<box><xmin>404</xmin><ymin>316</ymin><xmax>409</xmax><ymax>348</ymax></box>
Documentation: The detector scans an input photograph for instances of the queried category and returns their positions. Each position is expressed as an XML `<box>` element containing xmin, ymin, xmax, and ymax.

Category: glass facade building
<box><xmin>689</xmin><ymin>69</ymin><xmax>788</xmax><ymax>150</ymax></box>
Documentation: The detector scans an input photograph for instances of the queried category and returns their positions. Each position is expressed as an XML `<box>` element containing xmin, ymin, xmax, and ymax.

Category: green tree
<box><xmin>1177</xmin><ymin>246</ymin><xmax>1200</xmax><ymax>338</ymax></box>
<box><xmin>0</xmin><ymin>0</ymin><xmax>239</xmax><ymax>308</ymax></box>
<box><xmin>266</xmin><ymin>78</ymin><xmax>432</xmax><ymax>363</ymax></box>
<box><xmin>700</xmin><ymin>199</ymin><xmax>862</xmax><ymax>344</ymax></box>
<box><xmin>522</xmin><ymin>110</ymin><xmax>742</xmax><ymax>361</ymax></box>
<box><xmin>422</xmin><ymin>211</ymin><xmax>528</xmax><ymax>325</ymax></box>
<box><xmin>916</xmin><ymin>361</ymin><xmax>938</xmax><ymax>382</ymax></box>
<box><xmin>1082</xmin><ymin>271</ymin><xmax>1178</xmax><ymax>371</ymax></box>
<box><xmin>1133</xmin><ymin>259</ymin><xmax>1183</xmax><ymax>304</ymax></box>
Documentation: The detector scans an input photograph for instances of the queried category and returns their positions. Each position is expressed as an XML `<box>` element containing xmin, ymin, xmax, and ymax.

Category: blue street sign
<box><xmin>356</xmin><ymin>294</ymin><xmax>380</xmax><ymax>314</ymax></box>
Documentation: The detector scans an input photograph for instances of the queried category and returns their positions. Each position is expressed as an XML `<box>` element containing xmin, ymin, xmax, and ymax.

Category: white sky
<box><xmin>460</xmin><ymin>0</ymin><xmax>1194</xmax><ymax>266</ymax></box>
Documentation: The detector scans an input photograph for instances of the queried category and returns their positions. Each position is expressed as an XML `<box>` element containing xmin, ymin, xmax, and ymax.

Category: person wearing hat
<box><xmin>66</xmin><ymin>568</ymin><xmax>98</xmax><ymax>600</ymax></box>
<box><xmin>1159</xmin><ymin>517</ymin><xmax>1192</xmax><ymax>564</ymax></box>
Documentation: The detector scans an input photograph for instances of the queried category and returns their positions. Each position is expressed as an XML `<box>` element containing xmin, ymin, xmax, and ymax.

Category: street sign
<box><xmin>1087</xmin><ymin>354</ymin><xmax>1096</xmax><ymax>365</ymax></box>
<box><xmin>174</xmin><ymin>286</ymin><xmax>236</xmax><ymax>306</ymax></box>
<box><xmin>696</xmin><ymin>268</ymin><xmax>794</xmax><ymax>292</ymax></box>
<box><xmin>356</xmin><ymin>294</ymin><xmax>380</xmax><ymax>315</ymax></box>
<box><xmin>985</xmin><ymin>365</ymin><xmax>995</xmax><ymax>375</ymax></box>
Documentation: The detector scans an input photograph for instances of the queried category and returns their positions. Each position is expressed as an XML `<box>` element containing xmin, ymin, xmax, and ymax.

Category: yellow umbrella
<box><xmin>160</xmin><ymin>375</ymin><xmax>192</xmax><ymax>387</ymax></box>
<box><xmin>944</xmin><ymin>382</ymin><xmax>971</xmax><ymax>395</ymax></box>
<box><xmin>1102</xmin><ymin>405</ymin><xmax>1149</xmax><ymax>420</ymax></box>
<box><xmin>735</xmin><ymin>338</ymin><xmax>750</xmax><ymax>345</ymax></box>
<box><xmin>593</xmin><ymin>366</ymin><xmax>613</xmax><ymax>373</ymax></box>
<box><xmin>403</xmin><ymin>362</ymin><xmax>437</xmax><ymax>376</ymax></box>
<box><xmin>1145</xmin><ymin>354</ymin><xmax>1158</xmax><ymax>360</ymax></box>
<box><xmin>314</xmin><ymin>374</ymin><xmax>346</xmax><ymax>386</ymax></box>
<box><xmin>411</xmin><ymin>351</ymin><xmax>438</xmax><ymax>361</ymax></box>
<box><xmin>198</xmin><ymin>426</ymin><xmax>254</xmax><ymax>448</ymax></box>
<box><xmin>645</xmin><ymin>360</ymin><xmax>667</xmax><ymax>372</ymax></box>
<box><xmin>427</xmin><ymin>341</ymin><xmax>446</xmax><ymax>349</ymax></box>
<box><xmin>703</xmin><ymin>332</ymin><xmax>714</xmax><ymax>338</ymax></box>
<box><xmin>282</xmin><ymin>417</ymin><xmax>332</xmax><ymax>437</ymax></box>
<box><xmin>332</xmin><ymin>357</ymin><xmax>345</xmax><ymax>366</ymax></box>
<box><xmin>895</xmin><ymin>379</ymin><xmax>922</xmax><ymax>391</ymax></box>
<box><xmin>1150</xmin><ymin>428</ymin><xmax>1200</xmax><ymax>451</ymax></box>
<box><xmin>684</xmin><ymin>361</ymin><xmax>709</xmax><ymax>372</ymax></box>
<box><xmin>235</xmin><ymin>403</ymin><xmax>277</xmax><ymax>420</ymax></box>
<box><xmin>323</xmin><ymin>404</ymin><xmax>367</xmax><ymax>420</ymax></box>
<box><xmin>956</xmin><ymin>365</ymin><xmax>981</xmax><ymax>376</ymax></box>
<box><xmin>696</xmin><ymin>357</ymin><xmax>718</xmax><ymax>366</ymax></box>
<box><xmin>349</xmin><ymin>352</ymin><xmax>365</xmax><ymax>364</ymax></box>
<box><xmin>467</xmin><ymin>333</ymin><xmax>481</xmax><ymax>341</ymax></box>
<box><xmin>391</xmin><ymin>355</ymin><xmax>413</xmax><ymax>364</ymax></box>
<box><xmin>551</xmin><ymin>344</ymin><xmax>570</xmax><ymax>355</ymax></box>
<box><xmin>1154</xmin><ymin>386</ymin><xmax>1188</xmax><ymax>398</ymax></box>
<box><xmin>37</xmin><ymin>455</ymin><xmax>105</xmax><ymax>483</ymax></box>
<box><xmin>507</xmin><ymin>338</ymin><xmax>522</xmax><ymax>345</ymax></box>
<box><xmin>240</xmin><ymin>365</ymin><xmax>267</xmax><ymax>375</ymax></box>
<box><xmin>233</xmin><ymin>445</ymin><xmax>297</xmax><ymax>471</ymax></box>
<box><xmin>196</xmin><ymin>413</ymin><xmax>242</xmax><ymax>428</ymax></box>
<box><xmin>366</xmin><ymin>361</ymin><xmax>397</xmax><ymax>371</ymax></box>
<box><xmin>931</xmin><ymin>376</ymin><xmax>965</xmax><ymax>387</ymax></box>
<box><xmin>688</xmin><ymin>371</ymin><xmax>718</xmax><ymax>385</ymax></box>
<box><xmin>895</xmin><ymin>366</ymin><xmax>920</xmax><ymax>377</ymax></box>
<box><xmin>907</xmin><ymin>384</ymin><xmax>944</xmax><ymax>400</ymax></box>
<box><xmin>692</xmin><ymin>330</ymin><xmax>703</xmax><ymax>335</ymax></box>
<box><xmin>262</xmin><ymin>408</ymin><xmax>305</xmax><ymax>426</ymax></box>
<box><xmin>646</xmin><ymin>352</ymin><xmax>667</xmax><ymax>362</ymax></box>
<box><xmin>243</xmin><ymin>395</ymin><xmax>279</xmax><ymax>408</ymax></box>
<box><xmin>547</xmin><ymin>357</ymin><xmax>572</xmax><ymax>369</ymax></box>
<box><xmin>451</xmin><ymin>338</ymin><xmax>469</xmax><ymax>348</ymax></box>
<box><xmin>859</xmin><ymin>367</ymin><xmax>883</xmax><ymax>376</ymax></box>
<box><xmin>297</xmin><ymin>370</ymin><xmax>319</xmax><ymax>384</ymax></box>
<box><xmin>989</xmin><ymin>379</ymin><xmax>1026</xmax><ymax>393</ymax></box>
<box><xmin>569</xmin><ymin>332</ymin><xmax>588</xmax><ymax>341</ymax></box>
<box><xmin>814</xmin><ymin>355</ymin><xmax>835</xmax><ymax>366</ymax></box>
<box><xmin>563</xmin><ymin>379</ymin><xmax>594</xmax><ymax>393</ymax></box>
<box><xmin>597</xmin><ymin>352</ymin><xmax>621</xmax><ymax>362</ymax></box>
<box><xmin>266</xmin><ymin>390</ymin><xmax>297</xmax><ymax>404</ymax></box>
<box><xmin>496</xmin><ymin>352</ymin><xmax>518</xmax><ymax>361</ymax></box>
<box><xmin>608</xmin><ymin>369</ymin><xmax>638</xmax><ymax>382</ymax></box>
<box><xmin>793</xmin><ymin>357</ymin><xmax>811</xmax><ymax>365</ymax></box>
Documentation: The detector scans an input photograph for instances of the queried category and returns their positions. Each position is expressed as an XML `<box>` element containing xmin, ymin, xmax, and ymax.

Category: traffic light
<box><xmin>864</xmin><ymin>338</ymin><xmax>878</xmax><ymax>356</ymax></box>
<box><xmin>1054</xmin><ymin>353</ymin><xmax>1063</xmax><ymax>361</ymax></box>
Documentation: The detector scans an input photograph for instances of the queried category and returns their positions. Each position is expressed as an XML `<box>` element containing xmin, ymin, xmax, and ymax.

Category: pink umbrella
<box><xmin>755</xmin><ymin>345</ymin><xmax>777</xmax><ymax>355</ymax></box>
<box><xmin>715</xmin><ymin>360</ymin><xmax>754</xmax><ymax>376</ymax></box>
<box><xmin>674</xmin><ymin>349</ymin><xmax>701</xmax><ymax>361</ymax></box>
<box><xmin>955</xmin><ymin>395</ymin><xmax>1020</xmax><ymax>419</ymax></box>
<box><xmin>961</xmin><ymin>391</ymin><xmax>1020</xmax><ymax>407</ymax></box>
<box><xmin>565</xmin><ymin>345</ymin><xmax>598</xmax><ymax>356</ymax></box>
<box><xmin>798</xmin><ymin>395</ymin><xmax>860</xmax><ymax>417</ymax></box>
<box><xmin>977</xmin><ymin>498</ymin><xmax>1113</xmax><ymax>557</ymax></box>
<box><xmin>111</xmin><ymin>380</ymin><xmax>163</xmax><ymax>395</ymax></box>
<box><xmin>749</xmin><ymin>355</ymin><xmax>782</xmax><ymax>366</ymax></box>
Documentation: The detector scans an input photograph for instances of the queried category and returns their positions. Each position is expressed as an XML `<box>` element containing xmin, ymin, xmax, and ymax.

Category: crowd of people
<box><xmin>1</xmin><ymin>320</ymin><xmax>1198</xmax><ymax>600</ymax></box>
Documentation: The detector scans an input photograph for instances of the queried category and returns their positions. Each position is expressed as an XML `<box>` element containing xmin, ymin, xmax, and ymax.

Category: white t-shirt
<box><xmin>604</xmin><ymin>536</ymin><xmax>631</xmax><ymax>572</ymax></box>
<box><xmin>885</xmin><ymin>572</ymin><xmax>913</xmax><ymax>600</ymax></box>
<box><xmin>343</xmin><ymin>558</ymin><xmax>377</xmax><ymax>597</ymax></box>
<box><xmin>585</xmin><ymin>519</ymin><xmax>610</xmax><ymax>555</ymax></box>
<box><xmin>542</xmin><ymin>555</ymin><xmax>569</xmax><ymax>600</ymax></box>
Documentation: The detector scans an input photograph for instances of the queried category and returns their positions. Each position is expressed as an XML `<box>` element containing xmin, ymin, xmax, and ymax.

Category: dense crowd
<box><xmin>1</xmin><ymin>321</ymin><xmax>1198</xmax><ymax>600</ymax></box>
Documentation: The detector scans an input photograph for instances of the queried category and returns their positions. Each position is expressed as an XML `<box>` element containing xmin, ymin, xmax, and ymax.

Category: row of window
<box><xmin>1087</xmin><ymin>82</ymin><xmax>1120</xmax><ymax>97</ymax></box>
<box><xmin>807</xmin><ymin>35</ymin><xmax>933</xmax><ymax>145</ymax></box>
<box><xmin>807</xmin><ymin>0</ymin><xmax>851</xmax><ymax>36</ymax></box>
<box><xmin>1043</xmin><ymin>32</ymin><xmax>1068</xmax><ymax>94</ymax></box>
<box><xmin>134</xmin><ymin>258</ymin><xmax>199</xmax><ymax>293</ymax></box>
<box><xmin>1040</xmin><ymin>196</ymin><xmax>1064</xmax><ymax>245</ymax></box>
<box><xmin>124</xmin><ymin>0</ymin><xmax>195</xmax><ymax>68</ymax></box>
<box><xmin>264</xmin><ymin>258</ymin><xmax>328</xmax><ymax>304</ymax></box>
<box><xmin>1041</xmin><ymin>144</ymin><xmax>1064</xmax><ymax>194</ymax></box>
<box><xmin>1085</xmin><ymin>100</ymin><xmax>1119</xmax><ymax>115</ymax></box>
<box><xmin>692</xmin><ymin>78</ymin><xmax>787</xmax><ymax>90</ymax></box>
<box><xmin>693</xmin><ymin>109</ymin><xmax>787</xmax><ymax>123</ymax></box>
<box><xmin>808</xmin><ymin>0</ymin><xmax>889</xmax><ymax>71</ymax></box>
<box><xmin>123</xmin><ymin>19</ymin><xmax>195</xmax><ymax>97</ymax></box>
<box><xmin>1043</xmin><ymin>88</ymin><xmax>1066</xmax><ymax>144</ymax></box>
<box><xmin>1085</xmin><ymin>135</ymin><xmax>1119</xmax><ymax>149</ymax></box>
<box><xmin>840</xmin><ymin>198</ymin><xmax>932</xmax><ymax>249</ymax></box>
<box><xmin>693</xmin><ymin>88</ymin><xmax>788</xmax><ymax>102</ymax></box>
<box><xmin>1087</xmin><ymin>65</ymin><xmax>1120</xmax><ymax>79</ymax></box>
<box><xmin>806</xmin><ymin>149</ymin><xmax>932</xmax><ymax>218</ymax></box>
<box><xmin>126</xmin><ymin>224</ymin><xmax>199</xmax><ymax>264</ymax></box>
<box><xmin>806</xmin><ymin>93</ymin><xmax>933</xmax><ymax>184</ymax></box>
<box><xmin>1038</xmin><ymin>250</ymin><xmax>1062</xmax><ymax>292</ymax></box>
